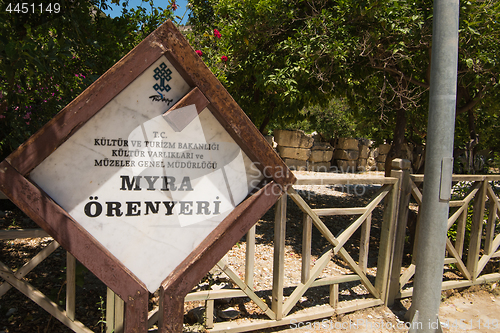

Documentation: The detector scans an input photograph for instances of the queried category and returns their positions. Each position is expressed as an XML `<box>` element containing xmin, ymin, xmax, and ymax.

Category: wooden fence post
<box><xmin>466</xmin><ymin>178</ymin><xmax>487</xmax><ymax>280</ymax></box>
<box><xmin>106</xmin><ymin>288</ymin><xmax>125</xmax><ymax>333</ymax></box>
<box><xmin>358</xmin><ymin>213</ymin><xmax>372</xmax><ymax>274</ymax></box>
<box><xmin>272</xmin><ymin>192</ymin><xmax>287</xmax><ymax>321</ymax></box>
<box><xmin>374</xmin><ymin>161</ymin><xmax>400</xmax><ymax>304</ymax></box>
<box><xmin>386</xmin><ymin>159</ymin><xmax>412</xmax><ymax>306</ymax></box>
<box><xmin>484</xmin><ymin>182</ymin><xmax>498</xmax><ymax>256</ymax></box>
<box><xmin>301</xmin><ymin>214</ymin><xmax>312</xmax><ymax>284</ymax></box>
<box><xmin>245</xmin><ymin>225</ymin><xmax>256</xmax><ymax>290</ymax></box>
<box><xmin>66</xmin><ymin>252</ymin><xmax>76</xmax><ymax>321</ymax></box>
<box><xmin>106</xmin><ymin>289</ymin><xmax>115</xmax><ymax>333</ymax></box>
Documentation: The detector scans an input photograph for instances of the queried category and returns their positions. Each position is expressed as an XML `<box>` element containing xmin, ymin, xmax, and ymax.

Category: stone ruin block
<box><xmin>336</xmin><ymin>137</ymin><xmax>359</xmax><ymax>150</ymax></box>
<box><xmin>367</xmin><ymin>157</ymin><xmax>376</xmax><ymax>170</ymax></box>
<box><xmin>274</xmin><ymin>129</ymin><xmax>314</xmax><ymax>149</ymax></box>
<box><xmin>309</xmin><ymin>150</ymin><xmax>333</xmax><ymax>163</ymax></box>
<box><xmin>311</xmin><ymin>142</ymin><xmax>334</xmax><ymax>151</ymax></box>
<box><xmin>277</xmin><ymin>146</ymin><xmax>311</xmax><ymax>161</ymax></box>
<box><xmin>334</xmin><ymin>149</ymin><xmax>359</xmax><ymax>161</ymax></box>
<box><xmin>264</xmin><ymin>135</ymin><xmax>276</xmax><ymax>148</ymax></box>
<box><xmin>309</xmin><ymin>141</ymin><xmax>334</xmax><ymax>163</ymax></box>
<box><xmin>359</xmin><ymin>145</ymin><xmax>370</xmax><ymax>159</ymax></box>
<box><xmin>378</xmin><ymin>143</ymin><xmax>391</xmax><ymax>155</ymax></box>
<box><xmin>376</xmin><ymin>154</ymin><xmax>387</xmax><ymax>162</ymax></box>
<box><xmin>357</xmin><ymin>158</ymin><xmax>368</xmax><ymax>172</ymax></box>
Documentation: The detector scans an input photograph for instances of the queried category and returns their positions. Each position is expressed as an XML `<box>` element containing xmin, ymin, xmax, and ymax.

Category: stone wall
<box><xmin>274</xmin><ymin>129</ymin><xmax>313</xmax><ymax>171</ymax></box>
<box><xmin>309</xmin><ymin>141</ymin><xmax>334</xmax><ymax>172</ymax></box>
<box><xmin>371</xmin><ymin>142</ymin><xmax>421</xmax><ymax>171</ymax></box>
<box><xmin>358</xmin><ymin>139</ymin><xmax>371</xmax><ymax>172</ymax></box>
<box><xmin>334</xmin><ymin>139</ymin><xmax>423</xmax><ymax>172</ymax></box>
<box><xmin>374</xmin><ymin>143</ymin><xmax>391</xmax><ymax>171</ymax></box>
<box><xmin>332</xmin><ymin>138</ymin><xmax>357</xmax><ymax>172</ymax></box>
<box><xmin>274</xmin><ymin>129</ymin><xmax>333</xmax><ymax>172</ymax></box>
<box><xmin>272</xmin><ymin>130</ymin><xmax>424</xmax><ymax>173</ymax></box>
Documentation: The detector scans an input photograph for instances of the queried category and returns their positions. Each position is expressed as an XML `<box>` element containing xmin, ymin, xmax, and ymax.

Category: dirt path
<box><xmin>259</xmin><ymin>285</ymin><xmax>500</xmax><ymax>333</ymax></box>
<box><xmin>438</xmin><ymin>286</ymin><xmax>500</xmax><ymax>333</ymax></box>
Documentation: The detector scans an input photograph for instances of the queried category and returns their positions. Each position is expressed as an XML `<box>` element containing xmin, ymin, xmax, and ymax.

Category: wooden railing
<box><xmin>145</xmin><ymin>172</ymin><xmax>401</xmax><ymax>332</ymax></box>
<box><xmin>1</xmin><ymin>162</ymin><xmax>499</xmax><ymax>332</ymax></box>
<box><xmin>0</xmin><ymin>230</ymin><xmax>93</xmax><ymax>333</ymax></box>
<box><xmin>387</xmin><ymin>164</ymin><xmax>500</xmax><ymax>304</ymax></box>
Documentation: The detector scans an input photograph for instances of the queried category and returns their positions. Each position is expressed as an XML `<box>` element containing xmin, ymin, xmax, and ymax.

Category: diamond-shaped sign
<box><xmin>0</xmin><ymin>21</ymin><xmax>295</xmax><ymax>332</ymax></box>
<box><xmin>29</xmin><ymin>55</ymin><xmax>265</xmax><ymax>292</ymax></box>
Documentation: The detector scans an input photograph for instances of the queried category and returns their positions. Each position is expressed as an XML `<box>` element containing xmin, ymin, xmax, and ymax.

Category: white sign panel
<box><xmin>30</xmin><ymin>56</ymin><xmax>263</xmax><ymax>292</ymax></box>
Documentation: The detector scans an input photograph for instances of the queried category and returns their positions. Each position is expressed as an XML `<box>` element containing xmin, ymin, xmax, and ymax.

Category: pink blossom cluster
<box><xmin>195</xmin><ymin>28</ymin><xmax>228</xmax><ymax>64</ymax></box>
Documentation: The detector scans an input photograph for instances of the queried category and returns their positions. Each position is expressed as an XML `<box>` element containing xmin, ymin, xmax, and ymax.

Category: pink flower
<box><xmin>171</xmin><ymin>1</ymin><xmax>178</xmax><ymax>10</ymax></box>
<box><xmin>213</xmin><ymin>29</ymin><xmax>221</xmax><ymax>39</ymax></box>
<box><xmin>24</xmin><ymin>112</ymin><xmax>31</xmax><ymax>125</ymax></box>
<box><xmin>195</xmin><ymin>50</ymin><xmax>203</xmax><ymax>57</ymax></box>
<box><xmin>221</xmin><ymin>55</ymin><xmax>228</xmax><ymax>62</ymax></box>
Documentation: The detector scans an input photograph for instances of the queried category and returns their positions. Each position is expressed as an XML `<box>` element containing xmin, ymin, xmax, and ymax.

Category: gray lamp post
<box><xmin>407</xmin><ymin>0</ymin><xmax>459</xmax><ymax>332</ymax></box>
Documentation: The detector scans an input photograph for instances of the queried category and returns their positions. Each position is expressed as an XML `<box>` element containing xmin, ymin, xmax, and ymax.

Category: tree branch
<box><xmin>371</xmin><ymin>65</ymin><xmax>429</xmax><ymax>89</ymax></box>
<box><xmin>456</xmin><ymin>87</ymin><xmax>488</xmax><ymax>116</ymax></box>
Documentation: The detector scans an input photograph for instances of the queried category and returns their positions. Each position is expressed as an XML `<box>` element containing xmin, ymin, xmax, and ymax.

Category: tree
<box><xmin>353</xmin><ymin>0</ymin><xmax>500</xmax><ymax>172</ymax></box>
<box><xmin>187</xmin><ymin>0</ymin><xmax>500</xmax><ymax>171</ymax></box>
<box><xmin>0</xmin><ymin>0</ymin><xmax>177</xmax><ymax>158</ymax></box>
<box><xmin>187</xmin><ymin>0</ymin><xmax>337</xmax><ymax>133</ymax></box>
<box><xmin>453</xmin><ymin>0</ymin><xmax>500</xmax><ymax>172</ymax></box>
<box><xmin>283</xmin><ymin>97</ymin><xmax>359</xmax><ymax>140</ymax></box>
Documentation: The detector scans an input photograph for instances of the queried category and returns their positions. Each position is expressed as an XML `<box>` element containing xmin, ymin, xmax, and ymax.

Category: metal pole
<box><xmin>407</xmin><ymin>0</ymin><xmax>459</xmax><ymax>332</ymax></box>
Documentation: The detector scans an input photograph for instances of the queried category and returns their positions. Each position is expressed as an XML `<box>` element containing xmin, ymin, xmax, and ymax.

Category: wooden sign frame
<box><xmin>0</xmin><ymin>21</ymin><xmax>295</xmax><ymax>332</ymax></box>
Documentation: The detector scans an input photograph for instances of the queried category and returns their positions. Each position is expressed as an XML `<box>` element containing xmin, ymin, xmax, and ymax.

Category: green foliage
<box><xmin>279</xmin><ymin>98</ymin><xmax>358</xmax><ymax>140</ymax></box>
<box><xmin>447</xmin><ymin>180</ymin><xmax>500</xmax><ymax>252</ymax></box>
<box><xmin>1</xmin><ymin>0</ymin><xmax>498</xmax><ymax>161</ymax></box>
<box><xmin>188</xmin><ymin>0</ymin><xmax>500</xmax><ymax>158</ymax></box>
<box><xmin>97</xmin><ymin>296</ymin><xmax>107</xmax><ymax>333</ymax></box>
<box><xmin>452</xmin><ymin>0</ymin><xmax>500</xmax><ymax>172</ymax></box>
<box><xmin>187</xmin><ymin>0</ymin><xmax>337</xmax><ymax>132</ymax></box>
<box><xmin>0</xmin><ymin>0</ymin><xmax>177</xmax><ymax>158</ymax></box>
<box><xmin>447</xmin><ymin>182</ymin><xmax>474</xmax><ymax>247</ymax></box>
